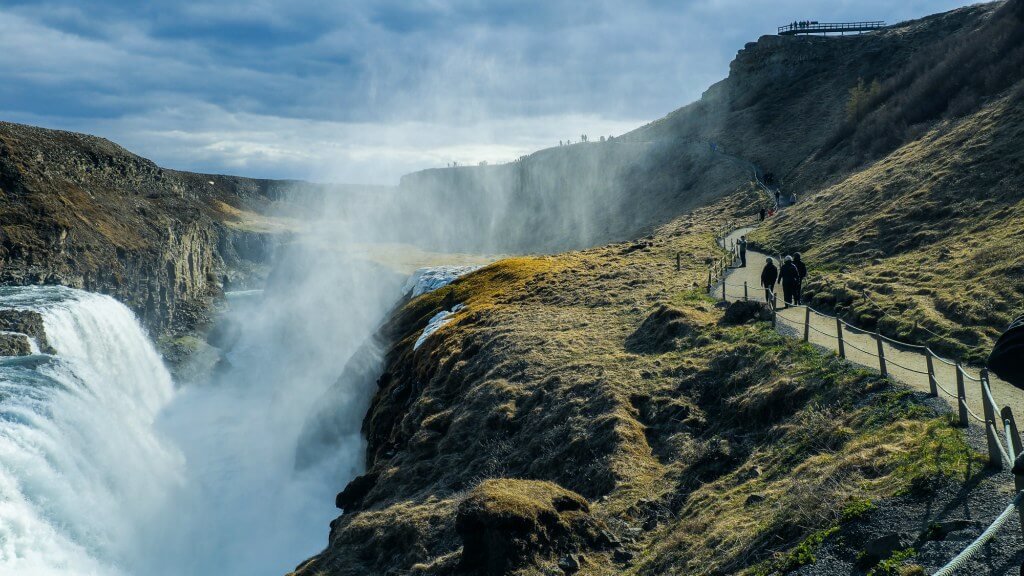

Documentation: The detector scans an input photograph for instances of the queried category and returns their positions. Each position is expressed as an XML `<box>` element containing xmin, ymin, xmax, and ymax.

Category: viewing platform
<box><xmin>778</xmin><ymin>21</ymin><xmax>886</xmax><ymax>36</ymax></box>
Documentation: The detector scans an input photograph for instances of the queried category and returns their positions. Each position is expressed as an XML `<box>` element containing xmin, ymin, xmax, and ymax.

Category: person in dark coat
<box><xmin>990</xmin><ymin>314</ymin><xmax>1024</xmax><ymax>389</ymax></box>
<box><xmin>774</xmin><ymin>190</ymin><xmax>781</xmax><ymax>206</ymax></box>
<box><xmin>760</xmin><ymin>257</ymin><xmax>778</xmax><ymax>306</ymax></box>
<box><xmin>792</xmin><ymin>252</ymin><xmax>808</xmax><ymax>304</ymax></box>
<box><xmin>778</xmin><ymin>255</ymin><xmax>801</xmax><ymax>307</ymax></box>
<box><xmin>738</xmin><ymin>236</ymin><xmax>748</xmax><ymax>268</ymax></box>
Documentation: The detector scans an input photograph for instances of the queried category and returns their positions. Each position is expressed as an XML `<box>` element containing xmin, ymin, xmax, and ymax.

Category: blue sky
<box><xmin>0</xmin><ymin>0</ymin><xmax>981</xmax><ymax>184</ymax></box>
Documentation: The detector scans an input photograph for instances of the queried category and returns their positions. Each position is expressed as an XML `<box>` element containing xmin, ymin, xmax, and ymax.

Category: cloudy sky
<box><xmin>0</xmin><ymin>0</ymin><xmax>979</xmax><ymax>184</ymax></box>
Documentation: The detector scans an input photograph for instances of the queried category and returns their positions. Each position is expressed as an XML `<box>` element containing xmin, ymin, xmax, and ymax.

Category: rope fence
<box><xmin>701</xmin><ymin>224</ymin><xmax>1024</xmax><ymax>574</ymax></box>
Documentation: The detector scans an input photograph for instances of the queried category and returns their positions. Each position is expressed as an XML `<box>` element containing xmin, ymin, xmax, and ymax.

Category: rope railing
<box><xmin>705</xmin><ymin>225</ymin><xmax>1024</xmax><ymax>574</ymax></box>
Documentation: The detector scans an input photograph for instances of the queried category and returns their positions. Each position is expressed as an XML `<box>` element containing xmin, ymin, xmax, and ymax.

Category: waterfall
<box><xmin>0</xmin><ymin>286</ymin><xmax>181</xmax><ymax>576</ymax></box>
<box><xmin>0</xmin><ymin>248</ymin><xmax>408</xmax><ymax>575</ymax></box>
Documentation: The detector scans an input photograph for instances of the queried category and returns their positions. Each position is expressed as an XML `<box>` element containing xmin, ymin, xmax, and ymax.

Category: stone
<box><xmin>558</xmin><ymin>554</ymin><xmax>580</xmax><ymax>573</ymax></box>
<box><xmin>0</xmin><ymin>310</ymin><xmax>54</xmax><ymax>354</ymax></box>
<box><xmin>744</xmin><ymin>493</ymin><xmax>766</xmax><ymax>506</ymax></box>
<box><xmin>613</xmin><ymin>549</ymin><xmax>634</xmax><ymax>564</ymax></box>
<box><xmin>0</xmin><ymin>333</ymin><xmax>32</xmax><ymax>356</ymax></box>
<box><xmin>863</xmin><ymin>532</ymin><xmax>912</xmax><ymax>562</ymax></box>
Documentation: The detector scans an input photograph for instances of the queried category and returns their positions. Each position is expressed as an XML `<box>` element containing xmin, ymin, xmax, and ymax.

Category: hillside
<box><xmin>0</xmin><ymin>121</ymin><xmax>315</xmax><ymax>336</ymax></box>
<box><xmin>751</xmin><ymin>0</ymin><xmax>1024</xmax><ymax>363</ymax></box>
<box><xmin>292</xmin><ymin>2</ymin><xmax>1024</xmax><ymax>575</ymax></box>
<box><xmin>292</xmin><ymin>197</ymin><xmax>1018</xmax><ymax>575</ymax></box>
<box><xmin>397</xmin><ymin>2</ymin><xmax>1003</xmax><ymax>249</ymax></box>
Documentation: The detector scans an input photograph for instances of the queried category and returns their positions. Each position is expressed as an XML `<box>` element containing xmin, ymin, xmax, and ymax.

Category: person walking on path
<box><xmin>759</xmin><ymin>207</ymin><xmax>766</xmax><ymax>222</ymax></box>
<box><xmin>761</xmin><ymin>257</ymin><xmax>778</xmax><ymax>306</ymax></box>
<box><xmin>774</xmin><ymin>190</ymin><xmax>781</xmax><ymax>206</ymax></box>
<box><xmin>738</xmin><ymin>236</ymin><xmax>748</xmax><ymax>268</ymax></box>
<box><xmin>779</xmin><ymin>255</ymin><xmax>801</xmax><ymax>307</ymax></box>
<box><xmin>793</xmin><ymin>252</ymin><xmax>808</xmax><ymax>304</ymax></box>
<box><xmin>990</xmin><ymin>314</ymin><xmax>1024</xmax><ymax>388</ymax></box>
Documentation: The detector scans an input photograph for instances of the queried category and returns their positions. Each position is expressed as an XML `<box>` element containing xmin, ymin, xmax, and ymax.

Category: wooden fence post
<box><xmin>999</xmin><ymin>403</ymin><xmax>1024</xmax><ymax>532</ymax></box>
<box><xmin>676</xmin><ymin>252</ymin><xmax>681</xmax><ymax>272</ymax></box>
<box><xmin>875</xmin><ymin>332</ymin><xmax>887</xmax><ymax>378</ymax></box>
<box><xmin>925</xmin><ymin>352</ymin><xmax>937</xmax><ymax>397</ymax></box>
<box><xmin>743</xmin><ymin>282</ymin><xmax>748</xmax><ymax>301</ymax></box>
<box><xmin>980</xmin><ymin>369</ymin><xmax>1003</xmax><ymax>469</ymax></box>
<box><xmin>956</xmin><ymin>363</ymin><xmax>968</xmax><ymax>428</ymax></box>
<box><xmin>722</xmin><ymin>281</ymin><xmax>726</xmax><ymax>302</ymax></box>
<box><xmin>836</xmin><ymin>318</ymin><xmax>846</xmax><ymax>359</ymax></box>
<box><xmin>707</xmin><ymin>270</ymin><xmax>711</xmax><ymax>293</ymax></box>
<box><xmin>803</xmin><ymin>307</ymin><xmax>811</xmax><ymax>342</ymax></box>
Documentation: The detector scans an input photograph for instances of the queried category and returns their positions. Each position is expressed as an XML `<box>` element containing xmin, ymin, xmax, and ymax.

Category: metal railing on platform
<box><xmin>778</xmin><ymin>21</ymin><xmax>886</xmax><ymax>36</ymax></box>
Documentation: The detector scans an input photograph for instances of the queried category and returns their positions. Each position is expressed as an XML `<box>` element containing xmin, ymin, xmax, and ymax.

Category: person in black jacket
<box><xmin>792</xmin><ymin>252</ymin><xmax>808</xmax><ymax>304</ymax></box>
<box><xmin>761</xmin><ymin>258</ymin><xmax>778</xmax><ymax>306</ymax></box>
<box><xmin>990</xmin><ymin>314</ymin><xmax>1024</xmax><ymax>388</ymax></box>
<box><xmin>778</xmin><ymin>255</ymin><xmax>801</xmax><ymax>307</ymax></box>
<box><xmin>738</xmin><ymin>236</ymin><xmax>748</xmax><ymax>268</ymax></box>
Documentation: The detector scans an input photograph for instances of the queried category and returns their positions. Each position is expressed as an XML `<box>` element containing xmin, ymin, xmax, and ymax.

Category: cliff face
<box><xmin>396</xmin><ymin>3</ymin><xmax>999</xmax><ymax>251</ymax></box>
<box><xmin>0</xmin><ymin>121</ymin><xmax>305</xmax><ymax>335</ymax></box>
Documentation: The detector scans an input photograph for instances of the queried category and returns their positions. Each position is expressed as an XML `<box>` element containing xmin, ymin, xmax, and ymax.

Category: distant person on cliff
<box><xmin>792</xmin><ymin>252</ymin><xmax>808</xmax><ymax>304</ymax></box>
<box><xmin>778</xmin><ymin>255</ymin><xmax>801</xmax><ymax>307</ymax></box>
<box><xmin>761</xmin><ymin>258</ymin><xmax>778</xmax><ymax>306</ymax></box>
<box><xmin>990</xmin><ymin>314</ymin><xmax>1024</xmax><ymax>388</ymax></box>
<box><xmin>774</xmin><ymin>190</ymin><xmax>782</xmax><ymax>206</ymax></box>
<box><xmin>738</xmin><ymin>236</ymin><xmax>748</xmax><ymax>268</ymax></box>
<box><xmin>759</xmin><ymin>207</ymin><xmax>766</xmax><ymax>222</ymax></box>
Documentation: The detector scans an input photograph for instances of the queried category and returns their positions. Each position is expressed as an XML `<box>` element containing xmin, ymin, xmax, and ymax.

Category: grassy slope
<box><xmin>292</xmin><ymin>197</ymin><xmax>980</xmax><ymax>576</ymax></box>
<box><xmin>752</xmin><ymin>88</ymin><xmax>1024</xmax><ymax>363</ymax></box>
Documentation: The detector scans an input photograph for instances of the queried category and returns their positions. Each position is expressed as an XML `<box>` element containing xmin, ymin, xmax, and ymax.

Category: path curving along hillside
<box><xmin>718</xmin><ymin>227</ymin><xmax>1024</xmax><ymax>422</ymax></box>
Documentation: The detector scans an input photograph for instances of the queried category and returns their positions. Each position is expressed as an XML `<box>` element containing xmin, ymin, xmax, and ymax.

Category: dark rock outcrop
<box><xmin>0</xmin><ymin>309</ymin><xmax>54</xmax><ymax>353</ymax></box>
<box><xmin>0</xmin><ymin>333</ymin><xmax>31</xmax><ymax>356</ymax></box>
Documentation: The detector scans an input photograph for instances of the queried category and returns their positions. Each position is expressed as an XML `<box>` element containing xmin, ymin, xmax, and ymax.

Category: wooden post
<box><xmin>743</xmin><ymin>282</ymin><xmax>748</xmax><ymax>301</ymax></box>
<box><xmin>803</xmin><ymin>307</ymin><xmax>811</xmax><ymax>342</ymax></box>
<box><xmin>675</xmin><ymin>252</ymin><xmax>681</xmax><ymax>272</ymax></box>
<box><xmin>721</xmin><ymin>281</ymin><xmax>726</xmax><ymax>302</ymax></box>
<box><xmin>925</xmin><ymin>352</ymin><xmax>937</xmax><ymax>397</ymax></box>
<box><xmin>875</xmin><ymin>332</ymin><xmax>887</xmax><ymax>378</ymax></box>
<box><xmin>836</xmin><ymin>318</ymin><xmax>846</xmax><ymax>359</ymax></box>
<box><xmin>707</xmin><ymin>270</ymin><xmax>712</xmax><ymax>293</ymax></box>
<box><xmin>981</xmin><ymin>369</ymin><xmax>1002</xmax><ymax>469</ymax></box>
<box><xmin>1000</xmin><ymin>404</ymin><xmax>1024</xmax><ymax>531</ymax></box>
<box><xmin>956</xmin><ymin>364</ymin><xmax>968</xmax><ymax>428</ymax></box>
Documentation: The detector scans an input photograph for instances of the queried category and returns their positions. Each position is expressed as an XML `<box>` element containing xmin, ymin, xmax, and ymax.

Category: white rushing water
<box><xmin>0</xmin><ymin>246</ymin><xmax>408</xmax><ymax>576</ymax></box>
<box><xmin>0</xmin><ymin>286</ymin><xmax>180</xmax><ymax>576</ymax></box>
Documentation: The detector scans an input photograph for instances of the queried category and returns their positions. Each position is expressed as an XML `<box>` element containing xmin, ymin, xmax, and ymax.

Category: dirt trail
<box><xmin>718</xmin><ymin>227</ymin><xmax>1024</xmax><ymax>421</ymax></box>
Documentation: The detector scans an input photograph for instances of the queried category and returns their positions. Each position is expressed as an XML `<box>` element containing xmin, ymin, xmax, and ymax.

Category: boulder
<box><xmin>862</xmin><ymin>532</ymin><xmax>913</xmax><ymax>563</ymax></box>
<box><xmin>456</xmin><ymin>479</ymin><xmax>608</xmax><ymax>575</ymax></box>
<box><xmin>0</xmin><ymin>310</ymin><xmax>55</xmax><ymax>354</ymax></box>
<box><xmin>722</xmin><ymin>300</ymin><xmax>773</xmax><ymax>325</ymax></box>
<box><xmin>0</xmin><ymin>333</ymin><xmax>32</xmax><ymax>356</ymax></box>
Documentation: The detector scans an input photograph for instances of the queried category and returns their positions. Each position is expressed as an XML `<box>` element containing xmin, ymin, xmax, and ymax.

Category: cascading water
<box><xmin>0</xmin><ymin>243</ymin><xmax>411</xmax><ymax>575</ymax></box>
<box><xmin>0</xmin><ymin>286</ymin><xmax>181</xmax><ymax>576</ymax></box>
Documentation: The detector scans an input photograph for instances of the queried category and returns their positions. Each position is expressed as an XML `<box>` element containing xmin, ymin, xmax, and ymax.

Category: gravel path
<box><xmin>717</xmin><ymin>228</ymin><xmax>1024</xmax><ymax>425</ymax></box>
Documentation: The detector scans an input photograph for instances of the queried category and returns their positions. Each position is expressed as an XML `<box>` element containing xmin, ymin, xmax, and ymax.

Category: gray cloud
<box><xmin>0</xmin><ymin>0</ymin><xmax>979</xmax><ymax>183</ymax></box>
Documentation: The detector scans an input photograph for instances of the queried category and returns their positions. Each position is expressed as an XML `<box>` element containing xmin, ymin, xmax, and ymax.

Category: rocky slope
<box><xmin>0</xmin><ymin>121</ymin><xmax>311</xmax><ymax>338</ymax></box>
